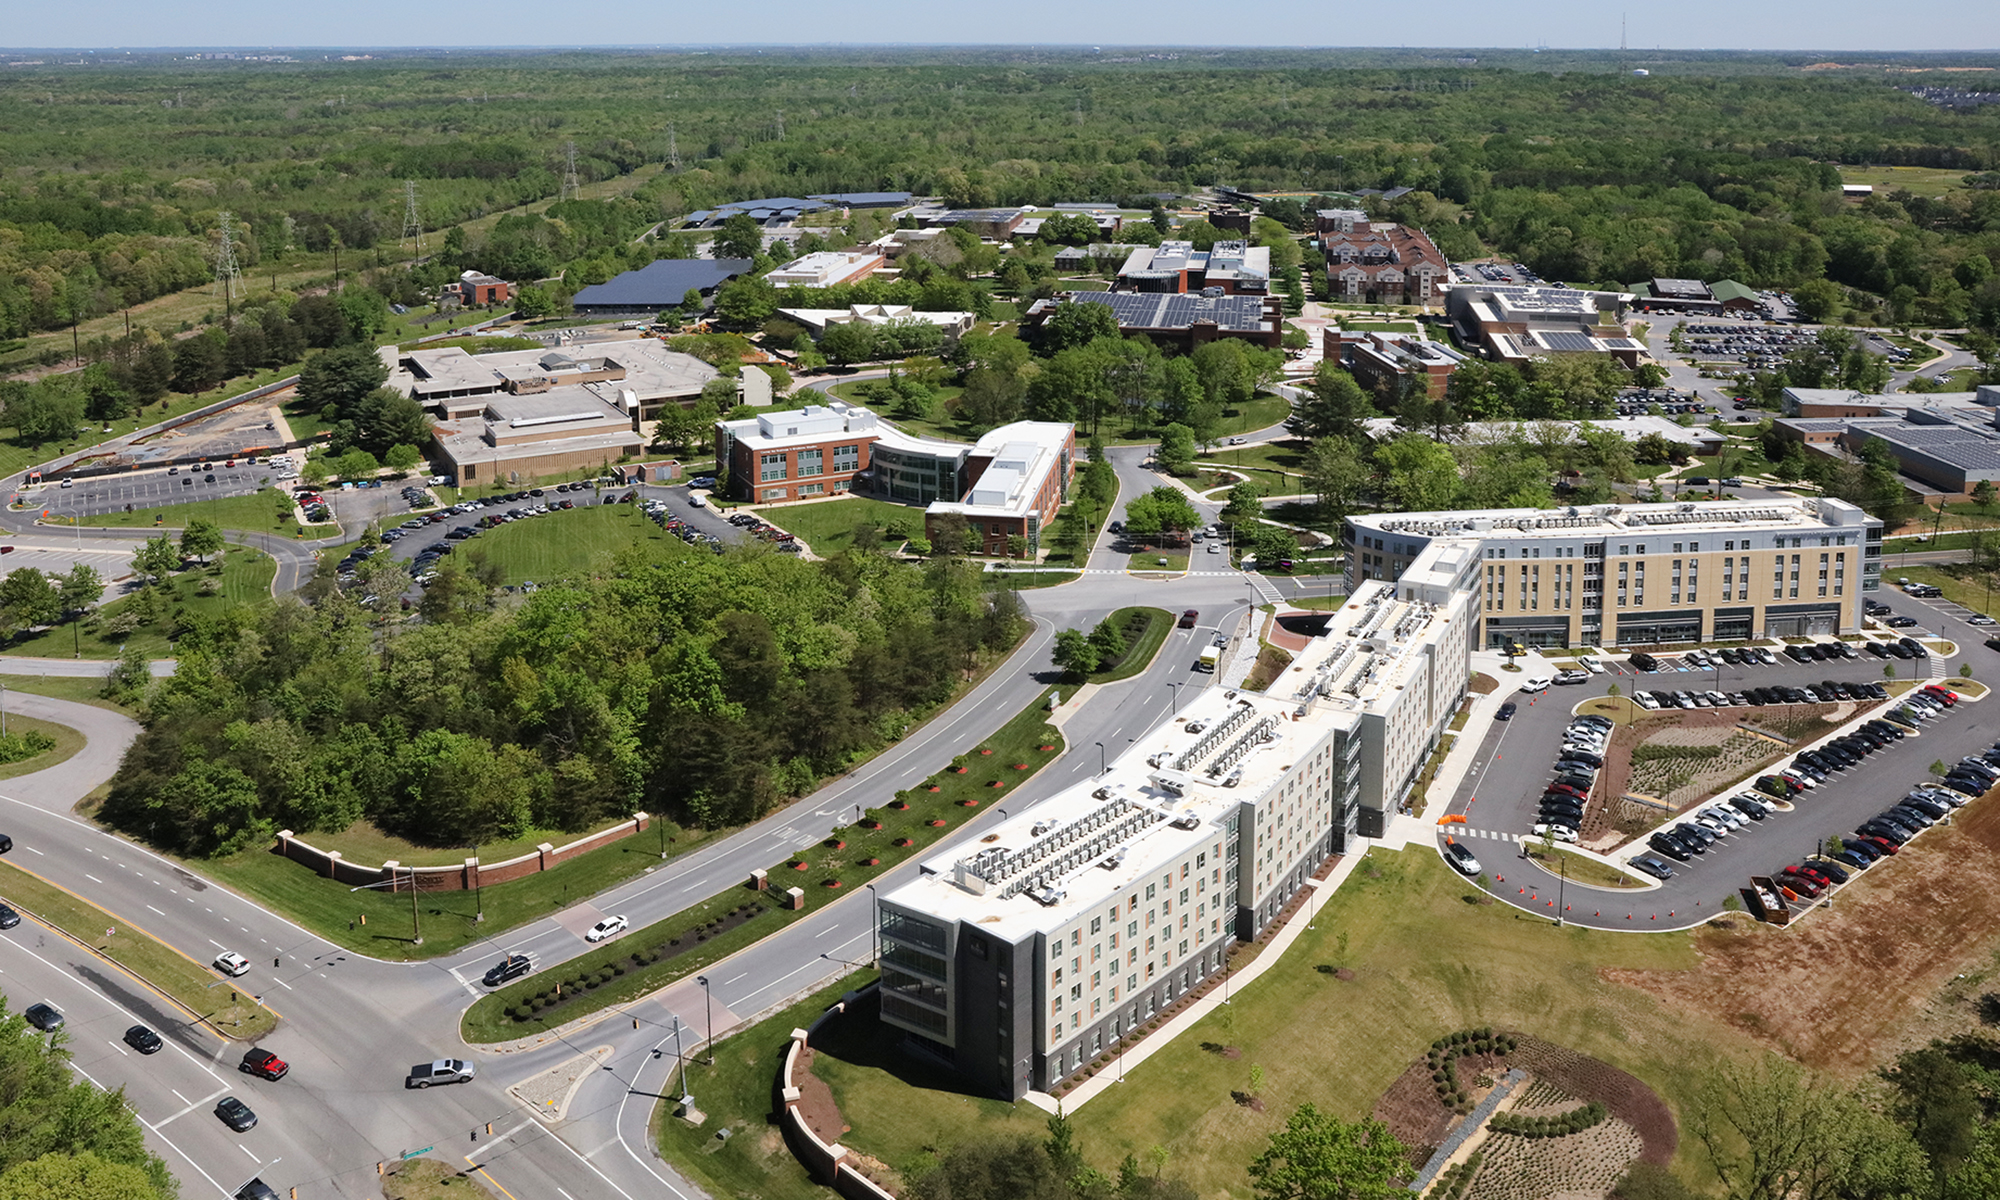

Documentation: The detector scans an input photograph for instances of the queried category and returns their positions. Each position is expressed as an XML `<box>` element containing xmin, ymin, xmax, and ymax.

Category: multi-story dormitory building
<box><xmin>1343</xmin><ymin>498</ymin><xmax>1884</xmax><ymax>651</ymax></box>
<box><xmin>877</xmin><ymin>556</ymin><xmax>1478</xmax><ymax>1100</ymax></box>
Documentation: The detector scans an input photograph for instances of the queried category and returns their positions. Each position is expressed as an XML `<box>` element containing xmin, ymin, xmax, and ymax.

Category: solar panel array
<box><xmin>1065</xmin><ymin>290</ymin><xmax>1271</xmax><ymax>333</ymax></box>
<box><xmin>1539</xmin><ymin>330</ymin><xmax>1600</xmax><ymax>353</ymax></box>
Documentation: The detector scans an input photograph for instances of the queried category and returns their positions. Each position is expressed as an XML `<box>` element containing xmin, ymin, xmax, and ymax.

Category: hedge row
<box><xmin>1489</xmin><ymin>1101</ymin><xmax>1607</xmax><ymax>1139</ymax></box>
<box><xmin>1425</xmin><ymin>1027</ymin><xmax>1517</xmax><ymax>1113</ymax></box>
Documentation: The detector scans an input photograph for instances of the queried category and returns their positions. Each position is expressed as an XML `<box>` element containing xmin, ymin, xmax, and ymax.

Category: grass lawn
<box><xmin>1888</xmin><ymin>565</ymin><xmax>2000</xmax><ymax>619</ymax></box>
<box><xmin>80</xmin><ymin>485</ymin><xmax>340</xmax><ymax>540</ymax></box>
<box><xmin>657</xmin><ymin>971</ymin><xmax>878</xmax><ymax>1200</ymax></box>
<box><xmin>464</xmin><ymin>694</ymin><xmax>1064</xmax><ymax>1039</ymax></box>
<box><xmin>1286</xmin><ymin>594</ymin><xmax>1348</xmax><ymax>612</ymax></box>
<box><xmin>991</xmin><ymin>569</ymin><xmax>1083</xmax><ymax>589</ymax></box>
<box><xmin>1202</xmin><ymin>439</ymin><xmax>1305</xmax><ymax>479</ymax></box>
<box><xmin>1043</xmin><ymin>491</ymin><xmax>1118</xmax><ymax>568</ymax></box>
<box><xmin>199</xmin><ymin>822</ymin><xmax>699</xmax><ymax>962</ymax></box>
<box><xmin>6</xmin><ymin>544</ymin><xmax>276</xmax><ymax>660</ymax></box>
<box><xmin>0</xmin><ymin>713</ymin><xmax>85</xmax><ymax>782</ymax></box>
<box><xmin>823</xmin><ymin>384</ymin><xmax>973</xmax><ymax>444</ymax></box>
<box><xmin>1127</xmin><ymin>550</ymin><xmax>1189</xmax><ymax>573</ymax></box>
<box><xmin>1341</xmin><ymin>319</ymin><xmax>1420</xmax><ymax>333</ymax></box>
<box><xmin>0</xmin><ymin>859</ymin><xmax>276</xmax><ymax>1040</ymax></box>
<box><xmin>0</xmin><ymin>673</ymin><xmax>136</xmax><ymax>715</ymax></box>
<box><xmin>1837</xmin><ymin>165</ymin><xmax>1973</xmax><ymax>198</ymax></box>
<box><xmin>383</xmin><ymin>1158</ymin><xmax>499</xmax><ymax>1200</ymax></box>
<box><xmin>1524</xmin><ymin>845</ymin><xmax>1645</xmax><ymax>889</ymax></box>
<box><xmin>755</xmin><ymin>497</ymin><xmax>925</xmax><ymax>557</ymax></box>
<box><xmin>1087</xmin><ymin>608</ymin><xmax>1172</xmax><ymax>684</ymax></box>
<box><xmin>810</xmin><ymin>848</ymin><xmax>1743</xmax><ymax>1198</ymax></box>
<box><xmin>470</xmin><ymin>504</ymin><xmax>695</xmax><ymax>586</ymax></box>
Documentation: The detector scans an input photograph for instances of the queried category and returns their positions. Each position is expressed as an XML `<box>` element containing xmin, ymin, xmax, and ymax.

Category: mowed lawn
<box><xmin>813</xmin><ymin>847</ymin><xmax>1758</xmax><ymax>1197</ymax></box>
<box><xmin>756</xmin><ymin>497</ymin><xmax>924</xmax><ymax>556</ymax></box>
<box><xmin>471</xmin><ymin>504</ymin><xmax>695</xmax><ymax>585</ymax></box>
<box><xmin>81</xmin><ymin>485</ymin><xmax>340</xmax><ymax>540</ymax></box>
<box><xmin>7</xmin><ymin>543</ymin><xmax>276</xmax><ymax>659</ymax></box>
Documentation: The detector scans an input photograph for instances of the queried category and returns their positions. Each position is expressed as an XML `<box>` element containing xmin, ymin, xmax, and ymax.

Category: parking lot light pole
<box><xmin>697</xmin><ymin>974</ymin><xmax>714</xmax><ymax>1066</ymax></box>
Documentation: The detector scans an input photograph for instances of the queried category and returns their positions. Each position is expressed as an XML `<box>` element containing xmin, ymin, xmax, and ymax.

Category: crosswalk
<box><xmin>1446</xmin><ymin>827</ymin><xmax>1520</xmax><ymax>843</ymax></box>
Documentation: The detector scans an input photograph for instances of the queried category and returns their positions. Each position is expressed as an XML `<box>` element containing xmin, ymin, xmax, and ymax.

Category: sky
<box><xmin>4</xmin><ymin>0</ymin><xmax>1997</xmax><ymax>54</ymax></box>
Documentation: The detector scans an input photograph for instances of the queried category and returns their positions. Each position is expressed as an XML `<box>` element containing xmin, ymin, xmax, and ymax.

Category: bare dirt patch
<box><xmin>1606</xmin><ymin>792</ymin><xmax>2000</xmax><ymax>1076</ymax></box>
<box><xmin>793</xmin><ymin>1046</ymin><xmax>850</xmax><ymax>1142</ymax></box>
<box><xmin>1470</xmin><ymin>673</ymin><xmax>1499</xmax><ymax>696</ymax></box>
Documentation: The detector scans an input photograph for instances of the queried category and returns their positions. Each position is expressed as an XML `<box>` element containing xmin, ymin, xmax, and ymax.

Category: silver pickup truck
<box><xmin>406</xmin><ymin>1058</ymin><xmax>476</xmax><ymax>1088</ymax></box>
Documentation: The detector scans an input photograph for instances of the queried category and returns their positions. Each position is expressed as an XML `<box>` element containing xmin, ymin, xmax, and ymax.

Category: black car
<box><xmin>124</xmin><ymin>1025</ymin><xmax>163</xmax><ymax>1054</ymax></box>
<box><xmin>1648</xmin><ymin>832</ymin><xmax>1692</xmax><ymax>861</ymax></box>
<box><xmin>0</xmin><ymin>902</ymin><xmax>17</xmax><ymax>929</ymax></box>
<box><xmin>483</xmin><ymin>954</ymin><xmax>533</xmax><ymax>986</ymax></box>
<box><xmin>23</xmin><ymin>1003</ymin><xmax>62</xmax><ymax>1031</ymax></box>
<box><xmin>215</xmin><ymin>1096</ymin><xmax>258</xmax><ymax>1132</ymax></box>
<box><xmin>1805</xmin><ymin>858</ymin><xmax>1852</xmax><ymax>886</ymax></box>
<box><xmin>1727</xmin><ymin>796</ymin><xmax>1768</xmax><ymax>821</ymax></box>
<box><xmin>1495</xmin><ymin>702</ymin><xmax>1517</xmax><ymax>721</ymax></box>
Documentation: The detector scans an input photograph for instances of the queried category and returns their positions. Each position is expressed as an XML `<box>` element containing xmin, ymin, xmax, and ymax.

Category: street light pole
<box><xmin>472</xmin><ymin>844</ymin><xmax>483</xmax><ymax>923</ymax></box>
<box><xmin>697</xmin><ymin>974</ymin><xmax>715</xmax><ymax>1066</ymax></box>
<box><xmin>349</xmin><ymin>871</ymin><xmax>422</xmax><ymax>945</ymax></box>
<box><xmin>866</xmin><ymin>883</ymin><xmax>880</xmax><ymax>966</ymax></box>
<box><xmin>1095</xmin><ymin>741</ymin><xmax>1107</xmax><ymax>775</ymax></box>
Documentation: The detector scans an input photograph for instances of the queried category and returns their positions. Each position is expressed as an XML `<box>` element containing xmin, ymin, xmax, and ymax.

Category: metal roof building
<box><xmin>568</xmin><ymin>259</ymin><xmax>754</xmax><ymax>314</ymax></box>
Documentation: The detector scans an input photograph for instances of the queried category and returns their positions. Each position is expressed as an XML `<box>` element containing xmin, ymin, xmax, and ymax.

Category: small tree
<box><xmin>1974</xmin><ymin>478</ymin><xmax>1997</xmax><ymax>515</ymax></box>
<box><xmin>384</xmin><ymin>444</ymin><xmax>422</xmax><ymax>473</ymax></box>
<box><xmin>1607</xmin><ymin>682</ymin><xmax>1621</xmax><ymax>697</ymax></box>
<box><xmin>1248</xmin><ymin>1063</ymin><xmax>1267</xmax><ymax>1098</ymax></box>
<box><xmin>1053</xmin><ymin>628</ymin><xmax>1100</xmax><ymax>677</ymax></box>
<box><xmin>1931</xmin><ymin>759</ymin><xmax>1949</xmax><ymax>780</ymax></box>
<box><xmin>1885</xmin><ymin>663</ymin><xmax>1897</xmax><ymax>680</ymax></box>
<box><xmin>179</xmin><ymin>518</ymin><xmax>224</xmax><ymax>566</ymax></box>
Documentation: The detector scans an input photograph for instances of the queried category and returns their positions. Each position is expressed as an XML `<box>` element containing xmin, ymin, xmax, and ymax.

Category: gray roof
<box><xmin>1061</xmin><ymin>290</ymin><xmax>1272</xmax><ymax>334</ymax></box>
<box><xmin>570</xmin><ymin>259</ymin><xmax>754</xmax><ymax>310</ymax></box>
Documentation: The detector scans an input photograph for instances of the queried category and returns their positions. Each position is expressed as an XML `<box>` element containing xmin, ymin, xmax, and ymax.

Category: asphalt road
<box><xmin>25</xmin><ymin>459</ymin><xmax>288</xmax><ymax>522</ymax></box>
<box><xmin>1442</xmin><ymin>590</ymin><xmax>2000</xmax><ymax>930</ymax></box>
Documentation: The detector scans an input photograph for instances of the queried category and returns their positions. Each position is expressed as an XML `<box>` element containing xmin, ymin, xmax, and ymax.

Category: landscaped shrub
<box><xmin>1488</xmin><ymin>1101</ymin><xmax>1607</xmax><ymax>1139</ymax></box>
<box><xmin>512</xmin><ymin>1005</ymin><xmax>533</xmax><ymax>1021</ymax></box>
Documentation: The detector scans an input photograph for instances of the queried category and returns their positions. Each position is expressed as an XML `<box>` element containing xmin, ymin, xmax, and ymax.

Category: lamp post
<box><xmin>866</xmin><ymin>883</ymin><xmax>880</xmax><ymax>966</ymax></box>
<box><xmin>349</xmin><ymin>870</ymin><xmax>422</xmax><ymax>945</ymax></box>
<box><xmin>1556</xmin><ymin>852</ymin><xmax>1567</xmax><ymax>928</ymax></box>
<box><xmin>697</xmin><ymin>974</ymin><xmax>715</xmax><ymax>1066</ymax></box>
<box><xmin>1167</xmin><ymin>681</ymin><xmax>1182</xmax><ymax>714</ymax></box>
<box><xmin>471</xmin><ymin>844</ymin><xmax>484</xmax><ymax>923</ymax></box>
<box><xmin>1095</xmin><ymin>741</ymin><xmax>1107</xmax><ymax>775</ymax></box>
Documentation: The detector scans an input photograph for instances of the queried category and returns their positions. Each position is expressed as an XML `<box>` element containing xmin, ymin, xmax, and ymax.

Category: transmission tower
<box><xmin>401</xmin><ymin>180</ymin><xmax>424</xmax><ymax>258</ymax></box>
<box><xmin>560</xmin><ymin>141</ymin><xmax>581</xmax><ymax>201</ymax></box>
<box><xmin>666</xmin><ymin>124</ymin><xmax>680</xmax><ymax>171</ymax></box>
<box><xmin>212</xmin><ymin>211</ymin><xmax>241</xmax><ymax>314</ymax></box>
<box><xmin>774</xmin><ymin>110</ymin><xmax>785</xmax><ymax>139</ymax></box>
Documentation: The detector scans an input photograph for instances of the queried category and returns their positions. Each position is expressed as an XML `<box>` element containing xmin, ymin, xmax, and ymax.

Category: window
<box><xmin>759</xmin><ymin>452</ymin><xmax>787</xmax><ymax>482</ymax></box>
<box><xmin>797</xmin><ymin>448</ymin><xmax>823</xmax><ymax>478</ymax></box>
<box><xmin>832</xmin><ymin>444</ymin><xmax>859</xmax><ymax>472</ymax></box>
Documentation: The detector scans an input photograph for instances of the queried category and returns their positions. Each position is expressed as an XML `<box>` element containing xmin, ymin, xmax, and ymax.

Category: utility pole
<box><xmin>666</xmin><ymin>124</ymin><xmax>680</xmax><ymax>171</ymax></box>
<box><xmin>561</xmin><ymin>141</ymin><xmax>581</xmax><ymax>202</ymax></box>
<box><xmin>213</xmin><ymin>211</ymin><xmax>241</xmax><ymax>318</ymax></box>
<box><xmin>401</xmin><ymin>181</ymin><xmax>424</xmax><ymax>260</ymax></box>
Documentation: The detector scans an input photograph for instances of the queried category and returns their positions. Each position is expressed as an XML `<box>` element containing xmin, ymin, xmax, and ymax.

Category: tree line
<box><xmin>101</xmin><ymin>538</ymin><xmax>1028</xmax><ymax>856</ymax></box>
<box><xmin>0</xmin><ymin>999</ymin><xmax>179</xmax><ymax>1200</ymax></box>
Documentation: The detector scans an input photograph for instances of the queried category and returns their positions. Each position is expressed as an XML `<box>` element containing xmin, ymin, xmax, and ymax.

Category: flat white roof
<box><xmin>1350</xmin><ymin>496</ymin><xmax>1875</xmax><ymax>541</ymax></box>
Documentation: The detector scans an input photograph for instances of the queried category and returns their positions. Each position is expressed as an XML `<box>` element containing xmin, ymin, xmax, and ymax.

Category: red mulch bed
<box><xmin>793</xmin><ymin>1046</ymin><xmax>849</xmax><ymax>1142</ymax></box>
<box><xmin>1371</xmin><ymin>1033</ymin><xmax>1677</xmax><ymax>1169</ymax></box>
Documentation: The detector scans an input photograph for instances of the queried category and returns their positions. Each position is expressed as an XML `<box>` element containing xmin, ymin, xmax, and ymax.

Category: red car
<box><xmin>1779</xmin><ymin>870</ymin><xmax>1824</xmax><ymax>898</ymax></box>
<box><xmin>239</xmin><ymin>1049</ymin><xmax>288</xmax><ymax>1081</ymax></box>
<box><xmin>1789</xmin><ymin>864</ymin><xmax>1835</xmax><ymax>889</ymax></box>
<box><xmin>1179</xmin><ymin>609</ymin><xmax>1198</xmax><ymax>629</ymax></box>
<box><xmin>1922</xmin><ymin>687</ymin><xmax>1958</xmax><ymax>705</ymax></box>
<box><xmin>1546</xmin><ymin>783</ymin><xmax>1588</xmax><ymax>800</ymax></box>
<box><xmin>1856</xmin><ymin>834</ymin><xmax>1900</xmax><ymax>856</ymax></box>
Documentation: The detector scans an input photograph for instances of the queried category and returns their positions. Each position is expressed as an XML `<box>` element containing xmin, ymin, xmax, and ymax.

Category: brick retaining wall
<box><xmin>271</xmin><ymin>813</ymin><xmax>651</xmax><ymax>891</ymax></box>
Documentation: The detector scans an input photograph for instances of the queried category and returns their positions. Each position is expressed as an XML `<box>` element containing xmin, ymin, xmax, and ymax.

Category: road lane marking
<box><xmin>109</xmin><ymin>1040</ymin><xmax>128</xmax><ymax>1055</ymax></box>
<box><xmin>723</xmin><ymin>971</ymin><xmax>747</xmax><ymax>985</ymax></box>
<box><xmin>813</xmin><ymin>924</ymin><xmax>838</xmax><ymax>938</ymax></box>
<box><xmin>152</xmin><ymin>1086</ymin><xmax>230</xmax><ymax>1129</ymax></box>
<box><xmin>147</xmin><ymin>905</ymin><xmax>165</xmax><ymax>915</ymax></box>
<box><xmin>24</xmin><ymin>847</ymin><xmax>40</xmax><ymax>855</ymax></box>
<box><xmin>84</xmin><ymin>874</ymin><xmax>102</xmax><ymax>883</ymax></box>
<box><xmin>208</xmin><ymin>939</ymin><xmax>225</xmax><ymax>950</ymax></box>
<box><xmin>172</xmin><ymin>1089</ymin><xmax>189</xmax><ymax>1104</ymax></box>
<box><xmin>238</xmin><ymin>1142</ymin><xmax>259</xmax><ymax>1162</ymax></box>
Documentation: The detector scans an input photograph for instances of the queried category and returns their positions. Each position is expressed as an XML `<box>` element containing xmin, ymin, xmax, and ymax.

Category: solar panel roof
<box><xmin>1540</xmin><ymin>330</ymin><xmax>1599</xmax><ymax>353</ymax></box>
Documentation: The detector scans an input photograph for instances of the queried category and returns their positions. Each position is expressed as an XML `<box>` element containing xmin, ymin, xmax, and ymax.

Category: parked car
<box><xmin>1630</xmin><ymin>856</ymin><xmax>1675</xmax><ymax>880</ymax></box>
<box><xmin>1495</xmin><ymin>702</ymin><xmax>1517</xmax><ymax>721</ymax></box>
<box><xmin>1443</xmin><ymin>841</ymin><xmax>1482</xmax><ymax>877</ymax></box>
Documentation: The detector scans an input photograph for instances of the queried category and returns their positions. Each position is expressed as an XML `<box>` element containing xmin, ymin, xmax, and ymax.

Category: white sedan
<box><xmin>585</xmin><ymin>915</ymin><xmax>629</xmax><ymax>943</ymax></box>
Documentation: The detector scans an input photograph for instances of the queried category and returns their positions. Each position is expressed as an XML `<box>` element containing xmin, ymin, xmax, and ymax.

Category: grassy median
<box><xmin>462</xmin><ymin>692</ymin><xmax>1064</xmax><ymax>1041</ymax></box>
<box><xmin>0</xmin><ymin>860</ymin><xmax>276</xmax><ymax>1040</ymax></box>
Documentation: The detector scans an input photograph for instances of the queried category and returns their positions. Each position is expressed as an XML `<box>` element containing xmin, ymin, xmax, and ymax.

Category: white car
<box><xmin>213</xmin><ymin>951</ymin><xmax>251</xmax><ymax>977</ymax></box>
<box><xmin>1578</xmin><ymin>656</ymin><xmax>1604</xmax><ymax>675</ymax></box>
<box><xmin>1520</xmin><ymin>677</ymin><xmax>1552</xmax><ymax>694</ymax></box>
<box><xmin>585</xmin><ymin>915</ymin><xmax>629</xmax><ymax>942</ymax></box>
<box><xmin>1531</xmin><ymin>823</ymin><xmax>1580</xmax><ymax>843</ymax></box>
<box><xmin>1554</xmin><ymin>669</ymin><xmax>1589</xmax><ymax>685</ymax></box>
<box><xmin>1633</xmin><ymin>692</ymin><xmax>1661</xmax><ymax>710</ymax></box>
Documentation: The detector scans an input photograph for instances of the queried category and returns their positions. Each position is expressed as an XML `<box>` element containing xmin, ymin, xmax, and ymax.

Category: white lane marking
<box><xmin>109</xmin><ymin>1040</ymin><xmax>129</xmax><ymax>1055</ymax></box>
<box><xmin>272</xmin><ymin>977</ymin><xmax>292</xmax><ymax>990</ymax></box>
<box><xmin>207</xmin><ymin>939</ymin><xmax>226</xmax><ymax>950</ymax></box>
<box><xmin>151</xmin><ymin>1085</ymin><xmax>230</xmax><ymax>1129</ymax></box>
<box><xmin>723</xmin><ymin>972</ymin><xmax>747</xmax><ymax>985</ymax></box>
<box><xmin>24</xmin><ymin>846</ymin><xmax>40</xmax><ymax>855</ymax></box>
<box><xmin>84</xmin><ymin>874</ymin><xmax>102</xmax><ymax>883</ymax></box>
<box><xmin>146</xmin><ymin>905</ymin><xmax>165</xmax><ymax>916</ymax></box>
<box><xmin>813</xmin><ymin>925</ymin><xmax>838</xmax><ymax>938</ymax></box>
<box><xmin>238</xmin><ymin>1142</ymin><xmax>259</xmax><ymax>1162</ymax></box>
<box><xmin>558</xmin><ymin>1189</ymin><xmax>575</xmax><ymax>1200</ymax></box>
<box><xmin>678</xmin><ymin>881</ymin><xmax>704</xmax><ymax>893</ymax></box>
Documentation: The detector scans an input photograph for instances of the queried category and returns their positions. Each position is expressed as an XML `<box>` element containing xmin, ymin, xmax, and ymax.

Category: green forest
<box><xmin>100</xmin><ymin>540</ymin><xmax>1025</xmax><ymax>855</ymax></box>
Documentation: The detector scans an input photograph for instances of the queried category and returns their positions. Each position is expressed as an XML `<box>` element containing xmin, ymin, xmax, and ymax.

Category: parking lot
<box><xmin>1444</xmin><ymin>592</ymin><xmax>2000</xmax><ymax>926</ymax></box>
<box><xmin>1676</xmin><ymin>322</ymin><xmax>1819</xmax><ymax>371</ymax></box>
<box><xmin>20</xmin><ymin>455</ymin><xmax>298</xmax><ymax>521</ymax></box>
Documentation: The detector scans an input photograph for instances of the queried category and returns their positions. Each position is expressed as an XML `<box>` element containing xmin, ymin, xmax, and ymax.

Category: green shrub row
<box><xmin>1489</xmin><ymin>1101</ymin><xmax>1607</xmax><ymax>1139</ymax></box>
<box><xmin>1428</xmin><ymin>1150</ymin><xmax>1482</xmax><ymax>1200</ymax></box>
<box><xmin>507</xmin><ymin>903</ymin><xmax>766</xmax><ymax>1023</ymax></box>
<box><xmin>1424</xmin><ymin>1028</ymin><xmax>1516</xmax><ymax>1113</ymax></box>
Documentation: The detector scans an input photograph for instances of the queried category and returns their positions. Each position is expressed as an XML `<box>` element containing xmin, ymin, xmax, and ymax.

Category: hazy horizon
<box><xmin>4</xmin><ymin>0</ymin><xmax>1998</xmax><ymax>57</ymax></box>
